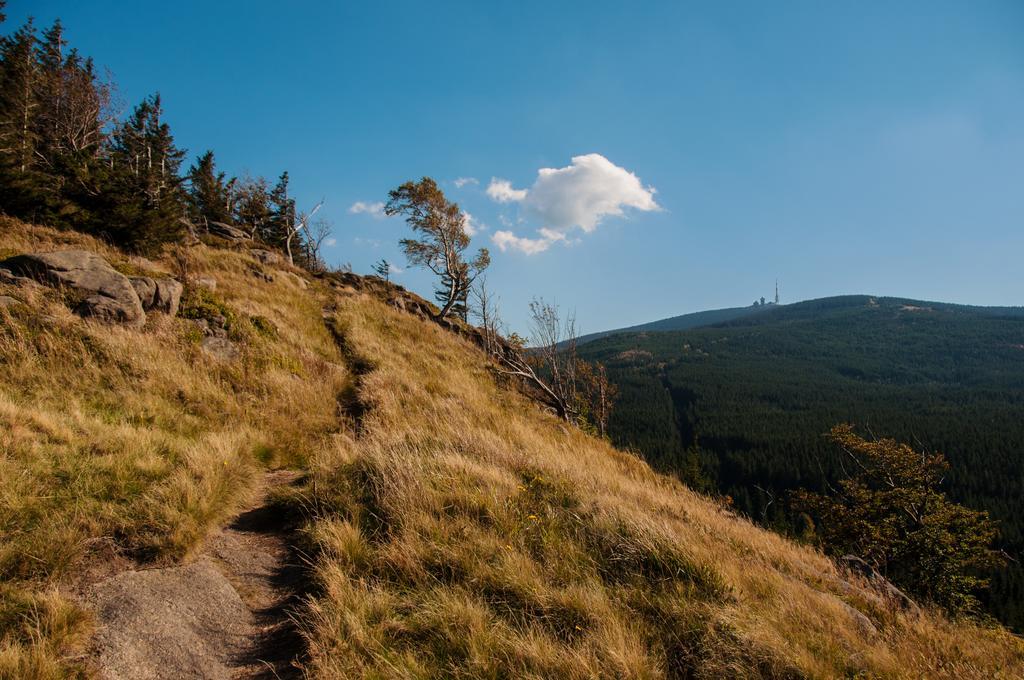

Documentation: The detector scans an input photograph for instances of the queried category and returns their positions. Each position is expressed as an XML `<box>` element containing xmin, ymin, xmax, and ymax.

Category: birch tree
<box><xmin>384</xmin><ymin>177</ymin><xmax>489</xmax><ymax>320</ymax></box>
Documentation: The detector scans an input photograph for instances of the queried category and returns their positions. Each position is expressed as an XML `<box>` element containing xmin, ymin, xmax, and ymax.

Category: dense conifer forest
<box><xmin>579</xmin><ymin>295</ymin><xmax>1024</xmax><ymax>629</ymax></box>
<box><xmin>0</xmin><ymin>9</ymin><xmax>330</xmax><ymax>268</ymax></box>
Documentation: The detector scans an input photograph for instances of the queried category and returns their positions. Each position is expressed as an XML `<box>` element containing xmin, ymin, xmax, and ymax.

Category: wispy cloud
<box><xmin>453</xmin><ymin>177</ymin><xmax>479</xmax><ymax>188</ymax></box>
<box><xmin>462</xmin><ymin>211</ymin><xmax>485</xmax><ymax>237</ymax></box>
<box><xmin>487</xmin><ymin>153</ymin><xmax>659</xmax><ymax>255</ymax></box>
<box><xmin>353</xmin><ymin>236</ymin><xmax>382</xmax><ymax>248</ymax></box>
<box><xmin>486</xmin><ymin>178</ymin><xmax>528</xmax><ymax>203</ymax></box>
<box><xmin>324</xmin><ymin>237</ymin><xmax>337</xmax><ymax>247</ymax></box>
<box><xmin>348</xmin><ymin>201</ymin><xmax>387</xmax><ymax>219</ymax></box>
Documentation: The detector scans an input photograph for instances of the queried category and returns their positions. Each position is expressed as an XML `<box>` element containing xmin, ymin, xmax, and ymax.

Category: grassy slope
<box><xmin>293</xmin><ymin>286</ymin><xmax>1024</xmax><ymax>678</ymax></box>
<box><xmin>0</xmin><ymin>218</ymin><xmax>348</xmax><ymax>678</ymax></box>
<box><xmin>1</xmin><ymin>217</ymin><xmax>1022</xmax><ymax>678</ymax></box>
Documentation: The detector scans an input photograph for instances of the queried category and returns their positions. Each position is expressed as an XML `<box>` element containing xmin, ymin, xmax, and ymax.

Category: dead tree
<box><xmin>287</xmin><ymin>199</ymin><xmax>323</xmax><ymax>266</ymax></box>
<box><xmin>470</xmin><ymin>276</ymin><xmax>501</xmax><ymax>355</ymax></box>
<box><xmin>481</xmin><ymin>297</ymin><xmax>617</xmax><ymax>430</ymax></box>
<box><xmin>304</xmin><ymin>216</ymin><xmax>333</xmax><ymax>272</ymax></box>
<box><xmin>485</xmin><ymin>298</ymin><xmax>581</xmax><ymax>422</ymax></box>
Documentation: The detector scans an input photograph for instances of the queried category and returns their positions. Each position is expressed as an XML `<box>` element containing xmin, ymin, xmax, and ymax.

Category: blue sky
<box><xmin>7</xmin><ymin>1</ymin><xmax>1024</xmax><ymax>334</ymax></box>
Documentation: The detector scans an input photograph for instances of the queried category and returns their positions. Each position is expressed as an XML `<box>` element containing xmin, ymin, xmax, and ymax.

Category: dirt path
<box><xmin>89</xmin><ymin>470</ymin><xmax>306</xmax><ymax>679</ymax></box>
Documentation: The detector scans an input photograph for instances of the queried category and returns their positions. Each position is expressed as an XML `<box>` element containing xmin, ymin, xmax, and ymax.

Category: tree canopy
<box><xmin>384</xmin><ymin>177</ymin><xmax>489</xmax><ymax>319</ymax></box>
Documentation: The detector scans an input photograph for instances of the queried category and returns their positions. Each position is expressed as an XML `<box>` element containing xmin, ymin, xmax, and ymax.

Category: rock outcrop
<box><xmin>0</xmin><ymin>250</ymin><xmax>184</xmax><ymax>326</ymax></box>
<box><xmin>129</xmin><ymin>276</ymin><xmax>183</xmax><ymax>316</ymax></box>
<box><xmin>249</xmin><ymin>249</ymin><xmax>280</xmax><ymax>266</ymax></box>
<box><xmin>208</xmin><ymin>221</ymin><xmax>250</xmax><ymax>241</ymax></box>
<box><xmin>0</xmin><ymin>250</ymin><xmax>146</xmax><ymax>327</ymax></box>
<box><xmin>840</xmin><ymin>554</ymin><xmax>921</xmax><ymax>615</ymax></box>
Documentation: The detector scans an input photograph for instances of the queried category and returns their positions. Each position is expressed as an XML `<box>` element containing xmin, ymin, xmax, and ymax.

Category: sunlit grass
<box><xmin>290</xmin><ymin>290</ymin><xmax>1024</xmax><ymax>679</ymax></box>
<box><xmin>0</xmin><ymin>219</ymin><xmax>348</xmax><ymax>677</ymax></box>
<box><xmin>2</xmin><ymin>216</ymin><xmax>1022</xmax><ymax>678</ymax></box>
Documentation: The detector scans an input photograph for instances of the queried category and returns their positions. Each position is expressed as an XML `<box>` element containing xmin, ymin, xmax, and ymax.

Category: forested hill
<box><xmin>579</xmin><ymin>294</ymin><xmax>1024</xmax><ymax>345</ymax></box>
<box><xmin>578</xmin><ymin>294</ymin><xmax>1024</xmax><ymax>630</ymax></box>
<box><xmin>574</xmin><ymin>303</ymin><xmax>774</xmax><ymax>345</ymax></box>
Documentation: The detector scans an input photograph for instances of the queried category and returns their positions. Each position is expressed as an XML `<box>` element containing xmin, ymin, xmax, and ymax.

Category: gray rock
<box><xmin>195</xmin><ymin>276</ymin><xmax>217</xmax><ymax>292</ymax></box>
<box><xmin>250</xmin><ymin>267</ymin><xmax>274</xmax><ymax>283</ymax></box>
<box><xmin>840</xmin><ymin>554</ymin><xmax>921</xmax><ymax>615</ymax></box>
<box><xmin>839</xmin><ymin>601</ymin><xmax>878</xmax><ymax>638</ymax></box>
<box><xmin>130</xmin><ymin>276</ymin><xmax>183</xmax><ymax>316</ymax></box>
<box><xmin>129</xmin><ymin>276</ymin><xmax>158</xmax><ymax>308</ymax></box>
<box><xmin>90</xmin><ymin>558</ymin><xmax>253</xmax><ymax>680</ymax></box>
<box><xmin>208</xmin><ymin>221</ymin><xmax>249</xmax><ymax>241</ymax></box>
<box><xmin>0</xmin><ymin>251</ymin><xmax>145</xmax><ymax>327</ymax></box>
<box><xmin>201</xmin><ymin>336</ymin><xmax>239</xmax><ymax>361</ymax></box>
<box><xmin>249</xmin><ymin>249</ymin><xmax>280</xmax><ymax>265</ymax></box>
<box><xmin>0</xmin><ymin>267</ymin><xmax>37</xmax><ymax>287</ymax></box>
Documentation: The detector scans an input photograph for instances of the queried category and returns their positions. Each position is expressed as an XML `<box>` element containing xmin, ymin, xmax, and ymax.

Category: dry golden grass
<box><xmin>2</xmin><ymin>216</ymin><xmax>1022</xmax><ymax>678</ymax></box>
<box><xmin>0</xmin><ymin>218</ymin><xmax>348</xmax><ymax>678</ymax></box>
<box><xmin>290</xmin><ymin>290</ymin><xmax>1024</xmax><ymax>679</ymax></box>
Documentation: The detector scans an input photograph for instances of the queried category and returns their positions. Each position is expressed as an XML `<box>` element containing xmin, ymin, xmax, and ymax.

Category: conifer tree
<box><xmin>0</xmin><ymin>19</ymin><xmax>44</xmax><ymax>218</ymax></box>
<box><xmin>30</xmin><ymin>20</ymin><xmax>111</xmax><ymax>224</ymax></box>
<box><xmin>265</xmin><ymin>170</ymin><xmax>296</xmax><ymax>247</ymax></box>
<box><xmin>100</xmin><ymin>94</ymin><xmax>187</xmax><ymax>251</ymax></box>
<box><xmin>434</xmin><ymin>271</ymin><xmax>468</xmax><ymax>320</ymax></box>
<box><xmin>186</xmin><ymin>150</ymin><xmax>233</xmax><ymax>229</ymax></box>
<box><xmin>232</xmin><ymin>174</ymin><xmax>271</xmax><ymax>238</ymax></box>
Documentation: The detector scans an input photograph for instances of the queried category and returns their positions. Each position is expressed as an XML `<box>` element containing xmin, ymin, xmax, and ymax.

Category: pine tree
<box><xmin>434</xmin><ymin>271</ymin><xmax>468</xmax><ymax>320</ymax></box>
<box><xmin>186</xmin><ymin>150</ymin><xmax>233</xmax><ymax>229</ymax></box>
<box><xmin>99</xmin><ymin>94</ymin><xmax>187</xmax><ymax>252</ymax></box>
<box><xmin>0</xmin><ymin>19</ymin><xmax>45</xmax><ymax>219</ymax></box>
<box><xmin>30</xmin><ymin>21</ymin><xmax>111</xmax><ymax>226</ymax></box>
<box><xmin>373</xmin><ymin>259</ymin><xmax>391</xmax><ymax>282</ymax></box>
<box><xmin>232</xmin><ymin>174</ymin><xmax>271</xmax><ymax>239</ymax></box>
<box><xmin>265</xmin><ymin>170</ymin><xmax>296</xmax><ymax>248</ymax></box>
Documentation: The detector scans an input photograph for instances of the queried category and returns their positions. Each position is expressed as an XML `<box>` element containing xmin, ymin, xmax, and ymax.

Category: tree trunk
<box><xmin>435</xmin><ymin>274</ymin><xmax>460</xmax><ymax>319</ymax></box>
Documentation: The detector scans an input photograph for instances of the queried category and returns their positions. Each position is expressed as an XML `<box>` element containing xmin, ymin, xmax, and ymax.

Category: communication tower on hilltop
<box><xmin>775</xmin><ymin>280</ymin><xmax>779</xmax><ymax>305</ymax></box>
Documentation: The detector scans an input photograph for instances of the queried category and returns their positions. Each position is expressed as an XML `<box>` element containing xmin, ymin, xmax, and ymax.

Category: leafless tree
<box><xmin>304</xmin><ymin>216</ymin><xmax>333</xmax><ymax>272</ymax></box>
<box><xmin>287</xmin><ymin>199</ymin><xmax>323</xmax><ymax>266</ymax></box>
<box><xmin>481</xmin><ymin>297</ymin><xmax>617</xmax><ymax>430</ymax></box>
<box><xmin>578</xmin><ymin>360</ymin><xmax>617</xmax><ymax>437</ymax></box>
<box><xmin>486</xmin><ymin>298</ymin><xmax>580</xmax><ymax>422</ymax></box>
<box><xmin>470</xmin><ymin>276</ymin><xmax>501</xmax><ymax>355</ymax></box>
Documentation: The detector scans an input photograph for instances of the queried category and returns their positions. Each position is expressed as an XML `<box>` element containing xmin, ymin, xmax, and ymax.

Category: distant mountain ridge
<box><xmin>578</xmin><ymin>294</ymin><xmax>1024</xmax><ymax>345</ymax></box>
<box><xmin>576</xmin><ymin>292</ymin><xmax>1024</xmax><ymax>631</ymax></box>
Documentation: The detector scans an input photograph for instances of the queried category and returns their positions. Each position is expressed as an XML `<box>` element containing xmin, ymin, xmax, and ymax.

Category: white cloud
<box><xmin>462</xmin><ymin>211</ymin><xmax>485</xmax><ymax>237</ymax></box>
<box><xmin>485</xmin><ymin>153</ymin><xmax>659</xmax><ymax>255</ymax></box>
<box><xmin>491</xmin><ymin>230</ymin><xmax>555</xmax><ymax>255</ymax></box>
<box><xmin>490</xmin><ymin>227</ymin><xmax>569</xmax><ymax>255</ymax></box>
<box><xmin>486</xmin><ymin>178</ymin><xmax>528</xmax><ymax>203</ymax></box>
<box><xmin>324</xmin><ymin>237</ymin><xmax>337</xmax><ymax>247</ymax></box>
<box><xmin>453</xmin><ymin>177</ymin><xmax>479</xmax><ymax>188</ymax></box>
<box><xmin>388</xmin><ymin>263</ymin><xmax>403</xmax><ymax>275</ymax></box>
<box><xmin>348</xmin><ymin>201</ymin><xmax>387</xmax><ymax>219</ymax></box>
<box><xmin>353</xmin><ymin>236</ymin><xmax>381</xmax><ymax>248</ymax></box>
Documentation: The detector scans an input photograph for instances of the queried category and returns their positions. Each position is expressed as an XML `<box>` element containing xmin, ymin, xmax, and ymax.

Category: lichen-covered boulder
<box><xmin>130</xmin><ymin>276</ymin><xmax>183</xmax><ymax>316</ymax></box>
<box><xmin>0</xmin><ymin>250</ymin><xmax>145</xmax><ymax>327</ymax></box>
